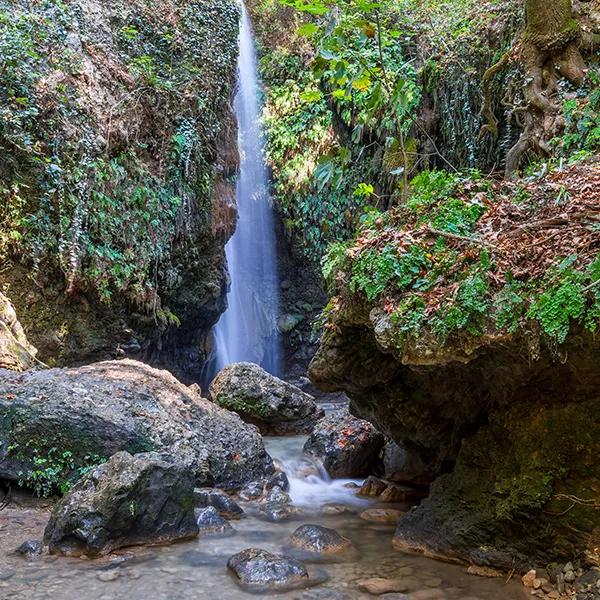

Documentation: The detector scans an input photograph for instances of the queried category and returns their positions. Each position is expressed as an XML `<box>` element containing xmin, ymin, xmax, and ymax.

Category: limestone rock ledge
<box><xmin>310</xmin><ymin>301</ymin><xmax>600</xmax><ymax>570</ymax></box>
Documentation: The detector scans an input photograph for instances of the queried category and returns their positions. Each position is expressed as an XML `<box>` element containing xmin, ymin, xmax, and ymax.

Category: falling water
<box><xmin>208</xmin><ymin>2</ymin><xmax>281</xmax><ymax>380</ymax></box>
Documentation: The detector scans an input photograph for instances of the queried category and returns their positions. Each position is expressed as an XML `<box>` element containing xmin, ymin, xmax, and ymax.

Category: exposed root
<box><xmin>479</xmin><ymin>50</ymin><xmax>512</xmax><ymax>140</ymax></box>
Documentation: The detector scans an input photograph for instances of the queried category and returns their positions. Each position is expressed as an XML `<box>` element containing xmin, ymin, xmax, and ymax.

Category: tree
<box><xmin>482</xmin><ymin>0</ymin><xmax>586</xmax><ymax>176</ymax></box>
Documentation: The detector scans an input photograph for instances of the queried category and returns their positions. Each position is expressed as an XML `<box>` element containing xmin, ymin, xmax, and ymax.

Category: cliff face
<box><xmin>0</xmin><ymin>0</ymin><xmax>240</xmax><ymax>376</ymax></box>
<box><xmin>310</xmin><ymin>159</ymin><xmax>600</xmax><ymax>569</ymax></box>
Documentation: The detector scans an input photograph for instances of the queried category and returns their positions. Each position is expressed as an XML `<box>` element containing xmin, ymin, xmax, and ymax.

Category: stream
<box><xmin>0</xmin><ymin>435</ymin><xmax>527</xmax><ymax>600</ymax></box>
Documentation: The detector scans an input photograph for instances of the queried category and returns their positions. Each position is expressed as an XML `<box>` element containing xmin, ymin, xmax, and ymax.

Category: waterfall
<box><xmin>207</xmin><ymin>2</ymin><xmax>281</xmax><ymax>381</ymax></box>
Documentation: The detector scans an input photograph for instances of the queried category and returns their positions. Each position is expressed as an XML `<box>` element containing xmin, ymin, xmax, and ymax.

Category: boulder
<box><xmin>196</xmin><ymin>506</ymin><xmax>233</xmax><ymax>536</ymax></box>
<box><xmin>44</xmin><ymin>452</ymin><xmax>198</xmax><ymax>556</ymax></box>
<box><xmin>288</xmin><ymin>524</ymin><xmax>353</xmax><ymax>555</ymax></box>
<box><xmin>303</xmin><ymin>408</ymin><xmax>384</xmax><ymax>478</ymax></box>
<box><xmin>227</xmin><ymin>548</ymin><xmax>309</xmax><ymax>591</ymax></box>
<box><xmin>209</xmin><ymin>362</ymin><xmax>324</xmax><ymax>434</ymax></box>
<box><xmin>257</xmin><ymin>502</ymin><xmax>303</xmax><ymax>523</ymax></box>
<box><xmin>358</xmin><ymin>476</ymin><xmax>388</xmax><ymax>497</ymax></box>
<box><xmin>310</xmin><ymin>285</ymin><xmax>600</xmax><ymax>569</ymax></box>
<box><xmin>0</xmin><ymin>292</ymin><xmax>38</xmax><ymax>371</ymax></box>
<box><xmin>193</xmin><ymin>488</ymin><xmax>244</xmax><ymax>519</ymax></box>
<box><xmin>0</xmin><ymin>360</ymin><xmax>273</xmax><ymax>492</ymax></box>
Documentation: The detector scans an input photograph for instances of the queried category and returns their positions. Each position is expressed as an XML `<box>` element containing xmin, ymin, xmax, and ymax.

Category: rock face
<box><xmin>383</xmin><ymin>441</ymin><xmax>435</xmax><ymax>486</ymax></box>
<box><xmin>44</xmin><ymin>452</ymin><xmax>198</xmax><ymax>557</ymax></box>
<box><xmin>209</xmin><ymin>362</ymin><xmax>324</xmax><ymax>434</ymax></box>
<box><xmin>0</xmin><ymin>0</ymin><xmax>241</xmax><ymax>378</ymax></box>
<box><xmin>0</xmin><ymin>360</ymin><xmax>273</xmax><ymax>492</ymax></box>
<box><xmin>0</xmin><ymin>293</ymin><xmax>38</xmax><ymax>371</ymax></box>
<box><xmin>303</xmin><ymin>408</ymin><xmax>384</xmax><ymax>478</ymax></box>
<box><xmin>310</xmin><ymin>301</ymin><xmax>600</xmax><ymax>568</ymax></box>
<box><xmin>227</xmin><ymin>548</ymin><xmax>309</xmax><ymax>591</ymax></box>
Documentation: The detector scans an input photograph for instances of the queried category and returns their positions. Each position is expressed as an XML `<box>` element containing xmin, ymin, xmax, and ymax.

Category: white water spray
<box><xmin>209</xmin><ymin>2</ymin><xmax>281</xmax><ymax>379</ymax></box>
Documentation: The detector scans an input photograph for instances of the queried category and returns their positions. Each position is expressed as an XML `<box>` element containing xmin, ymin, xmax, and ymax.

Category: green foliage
<box><xmin>0</xmin><ymin>0</ymin><xmax>239</xmax><ymax>310</ymax></box>
<box><xmin>493</xmin><ymin>279</ymin><xmax>526</xmax><ymax>333</ymax></box>
<box><xmin>556</xmin><ymin>69</ymin><xmax>600</xmax><ymax>158</ymax></box>
<box><xmin>9</xmin><ymin>442</ymin><xmax>105</xmax><ymax>497</ymax></box>
<box><xmin>527</xmin><ymin>255</ymin><xmax>597</xmax><ymax>344</ymax></box>
<box><xmin>259</xmin><ymin>0</ymin><xmax>421</xmax><ymax>260</ymax></box>
<box><xmin>432</xmin><ymin>271</ymin><xmax>490</xmax><ymax>339</ymax></box>
<box><xmin>322</xmin><ymin>161</ymin><xmax>600</xmax><ymax>346</ymax></box>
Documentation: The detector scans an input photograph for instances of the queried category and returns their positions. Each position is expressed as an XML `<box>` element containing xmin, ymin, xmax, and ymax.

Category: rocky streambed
<box><xmin>0</xmin><ymin>436</ymin><xmax>528</xmax><ymax>600</ymax></box>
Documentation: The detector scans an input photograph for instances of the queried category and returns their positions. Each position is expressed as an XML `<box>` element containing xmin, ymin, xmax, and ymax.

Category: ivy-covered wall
<box><xmin>0</xmin><ymin>0</ymin><xmax>241</xmax><ymax>369</ymax></box>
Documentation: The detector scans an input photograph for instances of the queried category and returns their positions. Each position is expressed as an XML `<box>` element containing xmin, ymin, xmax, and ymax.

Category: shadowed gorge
<box><xmin>0</xmin><ymin>0</ymin><xmax>599</xmax><ymax>598</ymax></box>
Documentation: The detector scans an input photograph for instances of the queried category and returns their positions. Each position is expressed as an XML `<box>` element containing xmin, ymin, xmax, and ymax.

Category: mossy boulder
<box><xmin>310</xmin><ymin>309</ymin><xmax>600</xmax><ymax>569</ymax></box>
<box><xmin>44</xmin><ymin>451</ymin><xmax>199</xmax><ymax>557</ymax></box>
<box><xmin>0</xmin><ymin>359</ymin><xmax>273</xmax><ymax>494</ymax></box>
<box><xmin>209</xmin><ymin>362</ymin><xmax>324</xmax><ymax>434</ymax></box>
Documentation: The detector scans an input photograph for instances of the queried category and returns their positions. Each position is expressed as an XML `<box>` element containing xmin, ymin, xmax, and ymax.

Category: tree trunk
<box><xmin>480</xmin><ymin>0</ymin><xmax>586</xmax><ymax>177</ymax></box>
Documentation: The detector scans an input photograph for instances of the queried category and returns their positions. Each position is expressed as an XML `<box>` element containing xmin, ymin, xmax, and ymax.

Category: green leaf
<box><xmin>297</xmin><ymin>23</ymin><xmax>318</xmax><ymax>36</ymax></box>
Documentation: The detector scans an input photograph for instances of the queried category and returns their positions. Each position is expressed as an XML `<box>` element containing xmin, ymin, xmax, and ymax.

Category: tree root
<box><xmin>479</xmin><ymin>50</ymin><xmax>512</xmax><ymax>140</ymax></box>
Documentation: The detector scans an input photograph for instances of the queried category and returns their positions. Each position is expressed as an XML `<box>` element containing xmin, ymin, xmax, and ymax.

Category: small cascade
<box><xmin>263</xmin><ymin>436</ymin><xmax>368</xmax><ymax>509</ymax></box>
<box><xmin>207</xmin><ymin>1</ymin><xmax>281</xmax><ymax>381</ymax></box>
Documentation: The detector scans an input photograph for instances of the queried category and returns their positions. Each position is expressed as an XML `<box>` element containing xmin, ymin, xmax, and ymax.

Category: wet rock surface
<box><xmin>196</xmin><ymin>506</ymin><xmax>234</xmax><ymax>537</ymax></box>
<box><xmin>0</xmin><ymin>360</ymin><xmax>273</xmax><ymax>491</ymax></box>
<box><xmin>303</xmin><ymin>408</ymin><xmax>384</xmax><ymax>478</ymax></box>
<box><xmin>194</xmin><ymin>489</ymin><xmax>244</xmax><ymax>519</ymax></box>
<box><xmin>383</xmin><ymin>441</ymin><xmax>436</xmax><ymax>486</ymax></box>
<box><xmin>227</xmin><ymin>547</ymin><xmax>309</xmax><ymax>591</ymax></box>
<box><xmin>209</xmin><ymin>362</ymin><xmax>324</xmax><ymax>434</ymax></box>
<box><xmin>288</xmin><ymin>524</ymin><xmax>353</xmax><ymax>555</ymax></box>
<box><xmin>15</xmin><ymin>539</ymin><xmax>43</xmax><ymax>559</ymax></box>
<box><xmin>44</xmin><ymin>451</ymin><xmax>198</xmax><ymax>557</ymax></box>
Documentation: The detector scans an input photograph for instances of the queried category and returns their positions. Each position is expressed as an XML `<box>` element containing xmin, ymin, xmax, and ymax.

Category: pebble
<box><xmin>357</xmin><ymin>578</ymin><xmax>409</xmax><ymax>594</ymax></box>
<box><xmin>564</xmin><ymin>570</ymin><xmax>576</xmax><ymax>583</ymax></box>
<box><xmin>522</xmin><ymin>569</ymin><xmax>537</xmax><ymax>588</ymax></box>
<box><xmin>424</xmin><ymin>577</ymin><xmax>443</xmax><ymax>587</ymax></box>
<box><xmin>97</xmin><ymin>570</ymin><xmax>120</xmax><ymax>582</ymax></box>
<box><xmin>359</xmin><ymin>508</ymin><xmax>403</xmax><ymax>524</ymax></box>
<box><xmin>160</xmin><ymin>567</ymin><xmax>178</xmax><ymax>574</ymax></box>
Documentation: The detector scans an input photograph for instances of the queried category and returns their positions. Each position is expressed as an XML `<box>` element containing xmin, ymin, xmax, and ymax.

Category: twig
<box><xmin>422</xmin><ymin>225</ymin><xmax>499</xmax><ymax>250</ymax></box>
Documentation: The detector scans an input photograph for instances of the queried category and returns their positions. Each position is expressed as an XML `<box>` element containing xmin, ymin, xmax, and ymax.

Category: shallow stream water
<box><xmin>0</xmin><ymin>436</ymin><xmax>527</xmax><ymax>600</ymax></box>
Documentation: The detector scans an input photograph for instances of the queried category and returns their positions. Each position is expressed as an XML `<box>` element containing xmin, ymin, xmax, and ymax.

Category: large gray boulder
<box><xmin>303</xmin><ymin>408</ymin><xmax>384</xmax><ymax>478</ymax></box>
<box><xmin>0</xmin><ymin>359</ymin><xmax>273</xmax><ymax>492</ymax></box>
<box><xmin>209</xmin><ymin>362</ymin><xmax>324</xmax><ymax>434</ymax></box>
<box><xmin>44</xmin><ymin>451</ymin><xmax>198</xmax><ymax>557</ymax></box>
